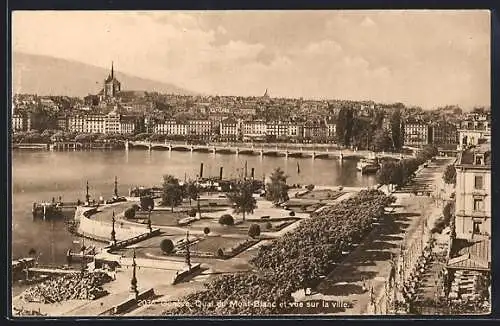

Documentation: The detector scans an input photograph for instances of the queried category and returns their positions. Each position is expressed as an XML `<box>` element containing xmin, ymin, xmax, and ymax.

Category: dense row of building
<box><xmin>11</xmin><ymin>63</ymin><xmax>490</xmax><ymax>148</ymax></box>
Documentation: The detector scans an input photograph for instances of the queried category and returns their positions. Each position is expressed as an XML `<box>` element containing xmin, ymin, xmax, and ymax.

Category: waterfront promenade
<box><xmin>304</xmin><ymin>158</ymin><xmax>452</xmax><ymax>315</ymax></box>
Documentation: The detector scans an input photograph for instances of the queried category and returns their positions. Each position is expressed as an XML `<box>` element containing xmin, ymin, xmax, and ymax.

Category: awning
<box><xmin>447</xmin><ymin>239</ymin><xmax>491</xmax><ymax>272</ymax></box>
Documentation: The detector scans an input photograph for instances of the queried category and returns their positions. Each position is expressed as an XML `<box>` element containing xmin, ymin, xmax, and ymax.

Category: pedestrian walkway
<box><xmin>305</xmin><ymin>159</ymin><xmax>451</xmax><ymax>315</ymax></box>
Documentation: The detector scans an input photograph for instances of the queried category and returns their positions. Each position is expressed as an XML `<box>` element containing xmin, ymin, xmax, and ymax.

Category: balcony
<box><xmin>471</xmin><ymin>210</ymin><xmax>487</xmax><ymax>218</ymax></box>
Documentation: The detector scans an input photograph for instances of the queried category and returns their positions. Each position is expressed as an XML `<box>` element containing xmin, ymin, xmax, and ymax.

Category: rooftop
<box><xmin>457</xmin><ymin>140</ymin><xmax>491</xmax><ymax>166</ymax></box>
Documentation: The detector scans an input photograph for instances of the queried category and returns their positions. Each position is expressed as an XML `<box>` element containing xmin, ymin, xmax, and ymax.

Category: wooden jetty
<box><xmin>32</xmin><ymin>199</ymin><xmax>79</xmax><ymax>220</ymax></box>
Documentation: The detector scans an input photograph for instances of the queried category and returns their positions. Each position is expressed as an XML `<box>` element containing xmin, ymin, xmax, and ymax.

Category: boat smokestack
<box><xmin>199</xmin><ymin>163</ymin><xmax>204</xmax><ymax>179</ymax></box>
<box><xmin>219</xmin><ymin>167</ymin><xmax>223</xmax><ymax>180</ymax></box>
<box><xmin>251</xmin><ymin>168</ymin><xmax>255</xmax><ymax>179</ymax></box>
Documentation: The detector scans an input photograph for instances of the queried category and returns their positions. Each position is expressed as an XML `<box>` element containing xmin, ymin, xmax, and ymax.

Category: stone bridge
<box><xmin>126</xmin><ymin>141</ymin><xmax>412</xmax><ymax>160</ymax></box>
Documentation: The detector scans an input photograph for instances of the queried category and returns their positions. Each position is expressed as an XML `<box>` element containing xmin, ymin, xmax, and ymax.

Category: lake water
<box><xmin>12</xmin><ymin>149</ymin><xmax>377</xmax><ymax>265</ymax></box>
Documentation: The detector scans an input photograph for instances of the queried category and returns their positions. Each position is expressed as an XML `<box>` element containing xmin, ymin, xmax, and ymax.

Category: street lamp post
<box><xmin>185</xmin><ymin>231</ymin><xmax>192</xmax><ymax>272</ymax></box>
<box><xmin>130</xmin><ymin>249</ymin><xmax>138</xmax><ymax>300</ymax></box>
<box><xmin>80</xmin><ymin>235</ymin><xmax>86</xmax><ymax>276</ymax></box>
<box><xmin>111</xmin><ymin>212</ymin><xmax>117</xmax><ymax>247</ymax></box>
<box><xmin>147</xmin><ymin>209</ymin><xmax>152</xmax><ymax>233</ymax></box>
<box><xmin>85</xmin><ymin>180</ymin><xmax>90</xmax><ymax>204</ymax></box>
<box><xmin>114</xmin><ymin>176</ymin><xmax>118</xmax><ymax>198</ymax></box>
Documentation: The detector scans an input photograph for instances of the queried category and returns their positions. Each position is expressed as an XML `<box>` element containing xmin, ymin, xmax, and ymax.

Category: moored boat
<box><xmin>356</xmin><ymin>158</ymin><xmax>380</xmax><ymax>174</ymax></box>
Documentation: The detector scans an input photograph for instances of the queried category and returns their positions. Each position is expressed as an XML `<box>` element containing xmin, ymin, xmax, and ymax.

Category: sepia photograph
<box><xmin>10</xmin><ymin>10</ymin><xmax>491</xmax><ymax>317</ymax></box>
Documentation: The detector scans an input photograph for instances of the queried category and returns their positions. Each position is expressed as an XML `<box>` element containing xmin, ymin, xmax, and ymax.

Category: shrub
<box><xmin>187</xmin><ymin>209</ymin><xmax>197</xmax><ymax>217</ymax></box>
<box><xmin>248</xmin><ymin>224</ymin><xmax>261</xmax><ymax>238</ymax></box>
<box><xmin>219</xmin><ymin>214</ymin><xmax>234</xmax><ymax>226</ymax></box>
<box><xmin>124</xmin><ymin>208</ymin><xmax>136</xmax><ymax>219</ymax></box>
<box><xmin>306</xmin><ymin>184</ymin><xmax>315</xmax><ymax>191</ymax></box>
<box><xmin>160</xmin><ymin>239</ymin><xmax>174</xmax><ymax>254</ymax></box>
<box><xmin>289</xmin><ymin>211</ymin><xmax>295</xmax><ymax>216</ymax></box>
<box><xmin>203</xmin><ymin>227</ymin><xmax>210</xmax><ymax>235</ymax></box>
<box><xmin>265</xmin><ymin>222</ymin><xmax>273</xmax><ymax>230</ymax></box>
<box><xmin>132</xmin><ymin>204</ymin><xmax>140</xmax><ymax>211</ymax></box>
<box><xmin>217</xmin><ymin>248</ymin><xmax>225</xmax><ymax>257</ymax></box>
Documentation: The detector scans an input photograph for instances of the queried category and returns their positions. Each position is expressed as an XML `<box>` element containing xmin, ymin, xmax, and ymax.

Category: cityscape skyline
<box><xmin>12</xmin><ymin>10</ymin><xmax>490</xmax><ymax>110</ymax></box>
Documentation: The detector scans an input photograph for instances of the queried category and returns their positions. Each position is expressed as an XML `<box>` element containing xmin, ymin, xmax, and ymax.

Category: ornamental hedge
<box><xmin>165</xmin><ymin>189</ymin><xmax>395</xmax><ymax>315</ymax></box>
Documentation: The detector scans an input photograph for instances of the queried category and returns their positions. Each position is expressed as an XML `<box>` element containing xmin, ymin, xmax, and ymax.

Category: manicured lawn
<box><xmin>188</xmin><ymin>218</ymin><xmax>299</xmax><ymax>235</ymax></box>
<box><xmin>188</xmin><ymin>236</ymin><xmax>244</xmax><ymax>254</ymax></box>
<box><xmin>133</xmin><ymin>211</ymin><xmax>184</xmax><ymax>226</ymax></box>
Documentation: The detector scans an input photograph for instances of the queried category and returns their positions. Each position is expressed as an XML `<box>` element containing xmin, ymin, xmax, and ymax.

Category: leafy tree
<box><xmin>219</xmin><ymin>214</ymin><xmax>234</xmax><ymax>226</ymax></box>
<box><xmin>226</xmin><ymin>181</ymin><xmax>257</xmax><ymax>222</ymax></box>
<box><xmin>390</xmin><ymin>108</ymin><xmax>404</xmax><ymax>151</ymax></box>
<box><xmin>160</xmin><ymin>239</ymin><xmax>174</xmax><ymax>254</ymax></box>
<box><xmin>161</xmin><ymin>175</ymin><xmax>183</xmax><ymax>212</ymax></box>
<box><xmin>443</xmin><ymin>165</ymin><xmax>457</xmax><ymax>185</ymax></box>
<box><xmin>140</xmin><ymin>196</ymin><xmax>154</xmax><ymax>211</ymax></box>
<box><xmin>248</xmin><ymin>224</ymin><xmax>261</xmax><ymax>238</ymax></box>
<box><xmin>265</xmin><ymin>167</ymin><xmax>289</xmax><ymax>205</ymax></box>
<box><xmin>417</xmin><ymin>145</ymin><xmax>438</xmax><ymax>163</ymax></box>
<box><xmin>335</xmin><ymin>105</ymin><xmax>355</xmax><ymax>147</ymax></box>
<box><xmin>372</xmin><ymin>129</ymin><xmax>392</xmax><ymax>152</ymax></box>
<box><xmin>443</xmin><ymin>201</ymin><xmax>454</xmax><ymax>222</ymax></box>
<box><xmin>377</xmin><ymin>162</ymin><xmax>396</xmax><ymax>187</ymax></box>
<box><xmin>185</xmin><ymin>181</ymin><xmax>199</xmax><ymax>207</ymax></box>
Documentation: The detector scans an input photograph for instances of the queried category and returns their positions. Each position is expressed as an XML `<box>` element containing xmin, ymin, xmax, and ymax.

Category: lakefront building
<box><xmin>12</xmin><ymin>113</ymin><xmax>31</xmax><ymax>132</ymax></box>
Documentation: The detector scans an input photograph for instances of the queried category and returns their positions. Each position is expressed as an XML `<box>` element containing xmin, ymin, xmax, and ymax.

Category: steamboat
<box><xmin>356</xmin><ymin>158</ymin><xmax>381</xmax><ymax>175</ymax></box>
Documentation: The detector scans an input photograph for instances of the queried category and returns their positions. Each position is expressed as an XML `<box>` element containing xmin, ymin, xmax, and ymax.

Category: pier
<box><xmin>32</xmin><ymin>199</ymin><xmax>79</xmax><ymax>220</ymax></box>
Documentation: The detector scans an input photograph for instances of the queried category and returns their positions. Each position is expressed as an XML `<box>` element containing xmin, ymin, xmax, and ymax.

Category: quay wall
<box><xmin>77</xmin><ymin>213</ymin><xmax>149</xmax><ymax>242</ymax></box>
<box><xmin>75</xmin><ymin>205</ymin><xmax>150</xmax><ymax>242</ymax></box>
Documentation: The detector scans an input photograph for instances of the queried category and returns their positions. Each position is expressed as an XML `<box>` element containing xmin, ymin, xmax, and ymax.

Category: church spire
<box><xmin>111</xmin><ymin>61</ymin><xmax>114</xmax><ymax>79</ymax></box>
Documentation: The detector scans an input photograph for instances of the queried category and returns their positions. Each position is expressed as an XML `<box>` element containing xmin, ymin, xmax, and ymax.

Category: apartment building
<box><xmin>188</xmin><ymin>120</ymin><xmax>213</xmax><ymax>136</ymax></box>
<box><xmin>105</xmin><ymin>110</ymin><xmax>120</xmax><ymax>134</ymax></box>
<box><xmin>84</xmin><ymin>114</ymin><xmax>106</xmax><ymax>134</ymax></box>
<box><xmin>119</xmin><ymin>116</ymin><xmax>136</xmax><ymax>135</ymax></box>
<box><xmin>68</xmin><ymin>115</ymin><xmax>86</xmax><ymax>133</ymax></box>
<box><xmin>154</xmin><ymin>120</ymin><xmax>188</xmax><ymax>135</ymax></box>
<box><xmin>266</xmin><ymin>121</ymin><xmax>290</xmax><ymax>137</ymax></box>
<box><xmin>303</xmin><ymin>122</ymin><xmax>328</xmax><ymax>141</ymax></box>
<box><xmin>454</xmin><ymin>141</ymin><xmax>491</xmax><ymax>240</ymax></box>
<box><xmin>219</xmin><ymin>118</ymin><xmax>240</xmax><ymax>140</ymax></box>
<box><xmin>404</xmin><ymin>122</ymin><xmax>431</xmax><ymax>147</ymax></box>
<box><xmin>458</xmin><ymin>115</ymin><xmax>491</xmax><ymax>148</ymax></box>
<box><xmin>12</xmin><ymin>113</ymin><xmax>31</xmax><ymax>132</ymax></box>
<box><xmin>242</xmin><ymin>120</ymin><xmax>267</xmax><ymax>136</ymax></box>
<box><xmin>431</xmin><ymin>121</ymin><xmax>458</xmax><ymax>146</ymax></box>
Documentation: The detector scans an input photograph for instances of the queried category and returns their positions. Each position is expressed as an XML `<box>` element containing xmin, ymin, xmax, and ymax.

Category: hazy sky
<box><xmin>13</xmin><ymin>10</ymin><xmax>490</xmax><ymax>109</ymax></box>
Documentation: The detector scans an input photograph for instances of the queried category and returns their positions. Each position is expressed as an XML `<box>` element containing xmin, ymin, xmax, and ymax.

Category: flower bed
<box><xmin>165</xmin><ymin>189</ymin><xmax>395</xmax><ymax>315</ymax></box>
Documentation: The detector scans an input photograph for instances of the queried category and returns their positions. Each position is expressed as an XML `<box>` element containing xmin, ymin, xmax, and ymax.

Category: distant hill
<box><xmin>12</xmin><ymin>52</ymin><xmax>197</xmax><ymax>97</ymax></box>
